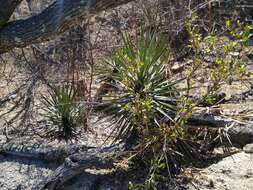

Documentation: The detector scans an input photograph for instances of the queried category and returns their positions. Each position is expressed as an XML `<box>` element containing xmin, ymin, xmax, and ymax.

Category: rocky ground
<box><xmin>0</xmin><ymin>144</ymin><xmax>252</xmax><ymax>190</ymax></box>
<box><xmin>0</xmin><ymin>155</ymin><xmax>57</xmax><ymax>190</ymax></box>
<box><xmin>202</xmin><ymin>151</ymin><xmax>253</xmax><ymax>190</ymax></box>
<box><xmin>186</xmin><ymin>149</ymin><xmax>253</xmax><ymax>190</ymax></box>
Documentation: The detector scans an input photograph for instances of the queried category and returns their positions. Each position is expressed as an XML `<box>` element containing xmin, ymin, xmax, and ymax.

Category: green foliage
<box><xmin>202</xmin><ymin>93</ymin><xmax>226</xmax><ymax>107</ymax></box>
<box><xmin>174</xmin><ymin>97</ymin><xmax>193</xmax><ymax>130</ymax></box>
<box><xmin>185</xmin><ymin>16</ymin><xmax>249</xmax><ymax>106</ymax></box>
<box><xmin>98</xmin><ymin>18</ymin><xmax>251</xmax><ymax>189</ymax></box>
<box><xmin>126</xmin><ymin>122</ymin><xmax>197</xmax><ymax>190</ymax></box>
<box><xmin>185</xmin><ymin>14</ymin><xmax>202</xmax><ymax>52</ymax></box>
<box><xmin>128</xmin><ymin>182</ymin><xmax>143</xmax><ymax>190</ymax></box>
<box><xmin>126</xmin><ymin>18</ymin><xmax>251</xmax><ymax>189</ymax></box>
<box><xmin>41</xmin><ymin>85</ymin><xmax>83</xmax><ymax>142</ymax></box>
<box><xmin>205</xmin><ymin>35</ymin><xmax>247</xmax><ymax>102</ymax></box>
<box><xmin>226</xmin><ymin>19</ymin><xmax>253</xmax><ymax>46</ymax></box>
<box><xmin>129</xmin><ymin>97</ymin><xmax>196</xmax><ymax>190</ymax></box>
<box><xmin>99</xmin><ymin>29</ymin><xmax>180</xmax><ymax>141</ymax></box>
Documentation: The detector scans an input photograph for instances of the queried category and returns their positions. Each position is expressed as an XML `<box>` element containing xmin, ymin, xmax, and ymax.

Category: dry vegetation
<box><xmin>0</xmin><ymin>0</ymin><xmax>253</xmax><ymax>190</ymax></box>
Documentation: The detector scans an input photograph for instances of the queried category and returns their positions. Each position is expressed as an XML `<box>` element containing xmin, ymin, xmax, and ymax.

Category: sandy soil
<box><xmin>0</xmin><ymin>154</ymin><xmax>57</xmax><ymax>190</ymax></box>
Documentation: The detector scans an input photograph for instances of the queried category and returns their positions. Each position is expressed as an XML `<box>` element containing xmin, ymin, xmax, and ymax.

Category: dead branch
<box><xmin>0</xmin><ymin>0</ymin><xmax>23</xmax><ymax>28</ymax></box>
<box><xmin>34</xmin><ymin>143</ymin><xmax>124</xmax><ymax>190</ymax></box>
<box><xmin>0</xmin><ymin>0</ymin><xmax>133</xmax><ymax>54</ymax></box>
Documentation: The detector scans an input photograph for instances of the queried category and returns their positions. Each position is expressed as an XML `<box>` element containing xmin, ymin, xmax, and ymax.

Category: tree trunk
<box><xmin>0</xmin><ymin>0</ymin><xmax>133</xmax><ymax>54</ymax></box>
<box><xmin>0</xmin><ymin>0</ymin><xmax>23</xmax><ymax>28</ymax></box>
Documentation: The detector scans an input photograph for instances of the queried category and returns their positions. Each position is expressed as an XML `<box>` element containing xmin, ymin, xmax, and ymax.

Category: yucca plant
<box><xmin>98</xmin><ymin>30</ymin><xmax>181</xmax><ymax>141</ymax></box>
<box><xmin>41</xmin><ymin>85</ymin><xmax>83</xmax><ymax>142</ymax></box>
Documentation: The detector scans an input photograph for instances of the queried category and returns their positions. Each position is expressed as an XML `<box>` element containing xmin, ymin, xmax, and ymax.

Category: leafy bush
<box><xmin>184</xmin><ymin>16</ymin><xmax>249</xmax><ymax>106</ymax></box>
<box><xmin>98</xmin><ymin>30</ymin><xmax>181</xmax><ymax>141</ymax></box>
<box><xmin>41</xmin><ymin>85</ymin><xmax>83</xmax><ymax>142</ymax></box>
<box><xmin>126</xmin><ymin>97</ymin><xmax>198</xmax><ymax>189</ymax></box>
<box><xmin>98</xmin><ymin>20</ymin><xmax>250</xmax><ymax>188</ymax></box>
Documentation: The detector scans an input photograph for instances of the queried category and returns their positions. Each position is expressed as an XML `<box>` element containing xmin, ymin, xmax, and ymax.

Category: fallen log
<box><xmin>187</xmin><ymin>112</ymin><xmax>234</xmax><ymax>128</ymax></box>
<box><xmin>187</xmin><ymin>112</ymin><xmax>253</xmax><ymax>146</ymax></box>
<box><xmin>229</xmin><ymin>125</ymin><xmax>253</xmax><ymax>147</ymax></box>
<box><xmin>0</xmin><ymin>137</ymin><xmax>94</xmax><ymax>162</ymax></box>
<box><xmin>34</xmin><ymin>143</ymin><xmax>124</xmax><ymax>190</ymax></box>
<box><xmin>0</xmin><ymin>0</ymin><xmax>134</xmax><ymax>54</ymax></box>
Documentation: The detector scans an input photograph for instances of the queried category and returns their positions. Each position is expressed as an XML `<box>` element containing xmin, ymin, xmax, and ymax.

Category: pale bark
<box><xmin>0</xmin><ymin>0</ymin><xmax>23</xmax><ymax>28</ymax></box>
<box><xmin>0</xmin><ymin>0</ymin><xmax>133</xmax><ymax>54</ymax></box>
<box><xmin>34</xmin><ymin>143</ymin><xmax>124</xmax><ymax>190</ymax></box>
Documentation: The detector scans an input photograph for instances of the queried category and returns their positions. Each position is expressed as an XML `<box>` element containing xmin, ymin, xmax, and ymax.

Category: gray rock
<box><xmin>194</xmin><ymin>152</ymin><xmax>253</xmax><ymax>190</ymax></box>
<box><xmin>243</xmin><ymin>143</ymin><xmax>253</xmax><ymax>153</ymax></box>
<box><xmin>0</xmin><ymin>155</ymin><xmax>58</xmax><ymax>190</ymax></box>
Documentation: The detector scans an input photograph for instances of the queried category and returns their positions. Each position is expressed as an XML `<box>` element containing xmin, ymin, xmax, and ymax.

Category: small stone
<box><xmin>172</xmin><ymin>62</ymin><xmax>180</xmax><ymax>69</ymax></box>
<box><xmin>243</xmin><ymin>143</ymin><xmax>253</xmax><ymax>153</ymax></box>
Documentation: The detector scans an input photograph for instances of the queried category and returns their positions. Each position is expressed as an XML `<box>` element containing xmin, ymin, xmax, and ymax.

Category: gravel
<box><xmin>0</xmin><ymin>154</ymin><xmax>58</xmax><ymax>190</ymax></box>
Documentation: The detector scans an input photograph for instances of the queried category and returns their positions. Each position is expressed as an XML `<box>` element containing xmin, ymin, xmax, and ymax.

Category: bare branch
<box><xmin>0</xmin><ymin>0</ymin><xmax>23</xmax><ymax>28</ymax></box>
<box><xmin>0</xmin><ymin>0</ymin><xmax>133</xmax><ymax>54</ymax></box>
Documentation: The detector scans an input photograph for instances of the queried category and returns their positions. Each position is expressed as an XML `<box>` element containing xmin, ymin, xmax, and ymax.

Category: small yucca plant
<box><xmin>98</xmin><ymin>30</ymin><xmax>181</xmax><ymax>141</ymax></box>
<box><xmin>41</xmin><ymin>85</ymin><xmax>83</xmax><ymax>142</ymax></box>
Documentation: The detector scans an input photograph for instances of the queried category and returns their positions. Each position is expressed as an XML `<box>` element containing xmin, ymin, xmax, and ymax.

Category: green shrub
<box><xmin>98</xmin><ymin>30</ymin><xmax>181</xmax><ymax>142</ymax></box>
<box><xmin>41</xmin><ymin>85</ymin><xmax>83</xmax><ymax>142</ymax></box>
<box><xmin>185</xmin><ymin>16</ymin><xmax>249</xmax><ymax>106</ymax></box>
